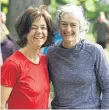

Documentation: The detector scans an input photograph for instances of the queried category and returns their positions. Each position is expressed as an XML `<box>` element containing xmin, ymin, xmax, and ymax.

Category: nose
<box><xmin>37</xmin><ymin>28</ymin><xmax>42</xmax><ymax>34</ymax></box>
<box><xmin>66</xmin><ymin>25</ymin><xmax>72</xmax><ymax>32</ymax></box>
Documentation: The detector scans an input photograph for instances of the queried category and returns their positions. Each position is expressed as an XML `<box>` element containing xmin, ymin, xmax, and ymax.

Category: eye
<box><xmin>71</xmin><ymin>24</ymin><xmax>76</xmax><ymax>27</ymax></box>
<box><xmin>62</xmin><ymin>23</ymin><xmax>67</xmax><ymax>25</ymax></box>
<box><xmin>31</xmin><ymin>27</ymin><xmax>38</xmax><ymax>30</ymax></box>
<box><xmin>41</xmin><ymin>26</ymin><xmax>47</xmax><ymax>30</ymax></box>
<box><xmin>61</xmin><ymin>23</ymin><xmax>68</xmax><ymax>27</ymax></box>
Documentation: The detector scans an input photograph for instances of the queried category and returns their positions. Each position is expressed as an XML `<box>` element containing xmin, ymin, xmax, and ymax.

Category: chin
<box><xmin>38</xmin><ymin>43</ymin><xmax>45</xmax><ymax>47</ymax></box>
<box><xmin>65</xmin><ymin>39</ymin><xmax>74</xmax><ymax>42</ymax></box>
<box><xmin>36</xmin><ymin>44</ymin><xmax>43</xmax><ymax>47</ymax></box>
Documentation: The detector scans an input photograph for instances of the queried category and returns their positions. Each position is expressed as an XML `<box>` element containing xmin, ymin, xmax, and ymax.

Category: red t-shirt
<box><xmin>1</xmin><ymin>51</ymin><xmax>50</xmax><ymax>109</ymax></box>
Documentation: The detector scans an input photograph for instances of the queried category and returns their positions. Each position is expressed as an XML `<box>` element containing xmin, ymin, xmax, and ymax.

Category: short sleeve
<box><xmin>1</xmin><ymin>60</ymin><xmax>18</xmax><ymax>87</ymax></box>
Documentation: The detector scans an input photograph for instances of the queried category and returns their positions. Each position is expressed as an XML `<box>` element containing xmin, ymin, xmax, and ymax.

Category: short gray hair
<box><xmin>56</xmin><ymin>4</ymin><xmax>90</xmax><ymax>37</ymax></box>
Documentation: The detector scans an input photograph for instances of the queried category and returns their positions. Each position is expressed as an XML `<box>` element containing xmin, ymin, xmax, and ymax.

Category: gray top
<box><xmin>47</xmin><ymin>39</ymin><xmax>109</xmax><ymax>109</ymax></box>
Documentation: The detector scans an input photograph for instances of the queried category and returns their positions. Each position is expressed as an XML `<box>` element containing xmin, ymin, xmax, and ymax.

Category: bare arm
<box><xmin>0</xmin><ymin>85</ymin><xmax>13</xmax><ymax>109</ymax></box>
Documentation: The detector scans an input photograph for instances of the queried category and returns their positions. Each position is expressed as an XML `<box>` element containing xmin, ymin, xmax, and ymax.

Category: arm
<box><xmin>46</xmin><ymin>46</ymin><xmax>54</xmax><ymax>83</ymax></box>
<box><xmin>95</xmin><ymin>45</ymin><xmax>109</xmax><ymax>108</ymax></box>
<box><xmin>1</xmin><ymin>60</ymin><xmax>19</xmax><ymax>109</ymax></box>
<box><xmin>0</xmin><ymin>85</ymin><xmax>13</xmax><ymax>109</ymax></box>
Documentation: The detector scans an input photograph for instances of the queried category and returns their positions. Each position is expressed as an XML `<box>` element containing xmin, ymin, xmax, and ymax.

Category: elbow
<box><xmin>0</xmin><ymin>103</ymin><xmax>6</xmax><ymax>109</ymax></box>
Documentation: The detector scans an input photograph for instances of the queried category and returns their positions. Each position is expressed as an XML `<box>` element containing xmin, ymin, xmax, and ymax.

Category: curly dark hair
<box><xmin>15</xmin><ymin>5</ymin><xmax>54</xmax><ymax>48</ymax></box>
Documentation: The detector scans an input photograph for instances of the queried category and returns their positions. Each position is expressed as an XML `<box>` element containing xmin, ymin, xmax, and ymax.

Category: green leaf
<box><xmin>85</xmin><ymin>0</ymin><xmax>96</xmax><ymax>12</ymax></box>
<box><xmin>1</xmin><ymin>0</ymin><xmax>9</xmax><ymax>4</ymax></box>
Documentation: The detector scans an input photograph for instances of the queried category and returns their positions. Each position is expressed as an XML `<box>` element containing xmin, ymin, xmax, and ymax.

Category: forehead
<box><xmin>32</xmin><ymin>16</ymin><xmax>47</xmax><ymax>25</ymax></box>
<box><xmin>60</xmin><ymin>13</ymin><xmax>79</xmax><ymax>23</ymax></box>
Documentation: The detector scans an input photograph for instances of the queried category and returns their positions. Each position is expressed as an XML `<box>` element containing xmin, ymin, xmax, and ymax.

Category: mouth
<box><xmin>64</xmin><ymin>32</ymin><xmax>75</xmax><ymax>36</ymax></box>
<box><xmin>34</xmin><ymin>36</ymin><xmax>43</xmax><ymax>39</ymax></box>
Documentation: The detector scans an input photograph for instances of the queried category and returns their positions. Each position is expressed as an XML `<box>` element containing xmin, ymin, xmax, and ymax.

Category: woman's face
<box><xmin>59</xmin><ymin>13</ymin><xmax>80</xmax><ymax>45</ymax></box>
<box><xmin>26</xmin><ymin>16</ymin><xmax>48</xmax><ymax>48</ymax></box>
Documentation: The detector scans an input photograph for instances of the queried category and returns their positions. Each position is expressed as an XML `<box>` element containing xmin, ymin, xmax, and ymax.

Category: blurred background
<box><xmin>1</xmin><ymin>0</ymin><xmax>109</xmax><ymax>107</ymax></box>
<box><xmin>1</xmin><ymin>0</ymin><xmax>109</xmax><ymax>51</ymax></box>
<box><xmin>1</xmin><ymin>0</ymin><xmax>109</xmax><ymax>39</ymax></box>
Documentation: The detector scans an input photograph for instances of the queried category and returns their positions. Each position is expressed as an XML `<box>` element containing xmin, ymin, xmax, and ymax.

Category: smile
<box><xmin>34</xmin><ymin>37</ymin><xmax>43</xmax><ymax>39</ymax></box>
<box><xmin>64</xmin><ymin>33</ymin><xmax>75</xmax><ymax>36</ymax></box>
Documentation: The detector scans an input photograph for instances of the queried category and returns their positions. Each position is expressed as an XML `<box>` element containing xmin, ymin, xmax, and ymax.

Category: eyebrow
<box><xmin>32</xmin><ymin>24</ymin><xmax>47</xmax><ymax>27</ymax></box>
<box><xmin>60</xmin><ymin>21</ymin><xmax>77</xmax><ymax>24</ymax></box>
<box><xmin>60</xmin><ymin>21</ymin><xmax>67</xmax><ymax>23</ymax></box>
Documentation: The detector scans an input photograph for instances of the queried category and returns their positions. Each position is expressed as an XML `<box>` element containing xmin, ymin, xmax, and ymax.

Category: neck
<box><xmin>19</xmin><ymin>45</ymin><xmax>40</xmax><ymax>64</ymax></box>
<box><xmin>62</xmin><ymin>40</ymin><xmax>79</xmax><ymax>48</ymax></box>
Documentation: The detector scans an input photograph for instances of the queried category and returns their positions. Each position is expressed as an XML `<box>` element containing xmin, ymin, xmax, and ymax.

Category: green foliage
<box><xmin>50</xmin><ymin>0</ymin><xmax>109</xmax><ymax>22</ymax></box>
<box><xmin>85</xmin><ymin>0</ymin><xmax>96</xmax><ymax>12</ymax></box>
<box><xmin>56</xmin><ymin>0</ymin><xmax>73</xmax><ymax>4</ymax></box>
<box><xmin>86</xmin><ymin>2</ymin><xmax>109</xmax><ymax>20</ymax></box>
<box><xmin>1</xmin><ymin>0</ymin><xmax>8</xmax><ymax>4</ymax></box>
<box><xmin>1</xmin><ymin>0</ymin><xmax>9</xmax><ymax>14</ymax></box>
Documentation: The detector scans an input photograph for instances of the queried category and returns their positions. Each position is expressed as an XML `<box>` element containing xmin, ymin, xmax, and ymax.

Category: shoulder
<box><xmin>1</xmin><ymin>52</ymin><xmax>20</xmax><ymax>87</ymax></box>
<box><xmin>40</xmin><ymin>53</ymin><xmax>47</xmax><ymax>60</ymax></box>
<box><xmin>2</xmin><ymin>59</ymin><xmax>18</xmax><ymax>69</ymax></box>
<box><xmin>83</xmin><ymin>40</ymin><xmax>103</xmax><ymax>56</ymax></box>
<box><xmin>46</xmin><ymin>43</ymin><xmax>60</xmax><ymax>56</ymax></box>
<box><xmin>1</xmin><ymin>56</ymin><xmax>18</xmax><ymax>73</ymax></box>
<box><xmin>2</xmin><ymin>51</ymin><xmax>20</xmax><ymax>68</ymax></box>
<box><xmin>4</xmin><ymin>51</ymin><xmax>25</xmax><ymax>65</ymax></box>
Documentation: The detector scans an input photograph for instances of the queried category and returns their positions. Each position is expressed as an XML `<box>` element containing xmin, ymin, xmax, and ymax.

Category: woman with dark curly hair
<box><xmin>1</xmin><ymin>5</ymin><xmax>54</xmax><ymax>109</ymax></box>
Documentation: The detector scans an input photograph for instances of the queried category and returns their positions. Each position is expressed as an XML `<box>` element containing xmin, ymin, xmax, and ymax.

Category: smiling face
<box><xmin>26</xmin><ymin>16</ymin><xmax>48</xmax><ymax>49</ymax></box>
<box><xmin>59</xmin><ymin>13</ymin><xmax>80</xmax><ymax>46</ymax></box>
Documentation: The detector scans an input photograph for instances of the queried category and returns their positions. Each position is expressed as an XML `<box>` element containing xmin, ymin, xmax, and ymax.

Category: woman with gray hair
<box><xmin>47</xmin><ymin>4</ymin><xmax>109</xmax><ymax>109</ymax></box>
